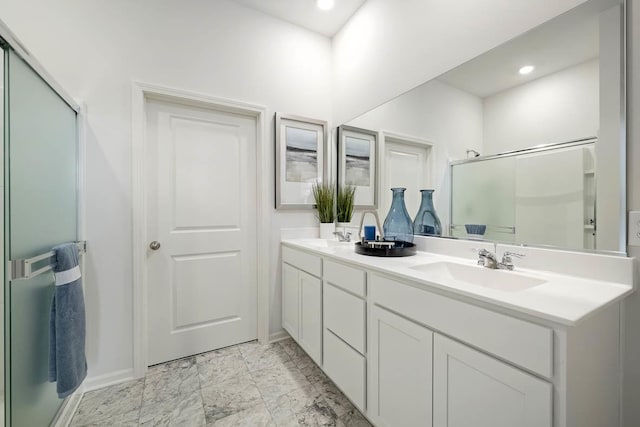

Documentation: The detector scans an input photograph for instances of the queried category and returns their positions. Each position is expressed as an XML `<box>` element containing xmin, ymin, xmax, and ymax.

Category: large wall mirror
<box><xmin>340</xmin><ymin>0</ymin><xmax>626</xmax><ymax>254</ymax></box>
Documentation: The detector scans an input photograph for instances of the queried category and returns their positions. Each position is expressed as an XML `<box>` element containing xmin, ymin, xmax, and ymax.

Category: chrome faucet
<box><xmin>474</xmin><ymin>244</ymin><xmax>525</xmax><ymax>270</ymax></box>
<box><xmin>333</xmin><ymin>231</ymin><xmax>352</xmax><ymax>242</ymax></box>
<box><xmin>476</xmin><ymin>248</ymin><xmax>499</xmax><ymax>269</ymax></box>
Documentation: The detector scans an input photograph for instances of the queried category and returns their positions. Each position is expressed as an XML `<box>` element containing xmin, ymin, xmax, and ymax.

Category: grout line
<box><xmin>240</xmin><ymin>343</ymin><xmax>274</xmax><ymax>421</ymax></box>
<box><xmin>196</xmin><ymin>357</ymin><xmax>207</xmax><ymax>426</ymax></box>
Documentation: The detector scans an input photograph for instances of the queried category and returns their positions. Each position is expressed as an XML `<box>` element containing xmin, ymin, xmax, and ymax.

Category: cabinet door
<box><xmin>282</xmin><ymin>263</ymin><xmax>299</xmax><ymax>339</ymax></box>
<box><xmin>324</xmin><ymin>328</ymin><xmax>367</xmax><ymax>411</ymax></box>
<box><xmin>299</xmin><ymin>271</ymin><xmax>322</xmax><ymax>364</ymax></box>
<box><xmin>324</xmin><ymin>282</ymin><xmax>366</xmax><ymax>353</ymax></box>
<box><xmin>433</xmin><ymin>334</ymin><xmax>552</xmax><ymax>427</ymax></box>
<box><xmin>368</xmin><ymin>305</ymin><xmax>433</xmax><ymax>427</ymax></box>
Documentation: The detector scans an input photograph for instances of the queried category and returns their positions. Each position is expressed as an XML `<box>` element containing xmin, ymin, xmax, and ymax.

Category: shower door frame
<box><xmin>1</xmin><ymin>17</ymin><xmax>86</xmax><ymax>427</ymax></box>
<box><xmin>0</xmin><ymin>20</ymin><xmax>79</xmax><ymax>112</ymax></box>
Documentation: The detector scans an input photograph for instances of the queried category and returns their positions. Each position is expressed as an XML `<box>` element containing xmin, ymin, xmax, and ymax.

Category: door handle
<box><xmin>149</xmin><ymin>241</ymin><xmax>161</xmax><ymax>250</ymax></box>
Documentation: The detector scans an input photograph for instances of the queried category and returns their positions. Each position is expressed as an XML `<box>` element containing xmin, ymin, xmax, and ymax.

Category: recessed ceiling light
<box><xmin>316</xmin><ymin>0</ymin><xmax>335</xmax><ymax>11</ymax></box>
<box><xmin>519</xmin><ymin>65</ymin><xmax>535</xmax><ymax>75</ymax></box>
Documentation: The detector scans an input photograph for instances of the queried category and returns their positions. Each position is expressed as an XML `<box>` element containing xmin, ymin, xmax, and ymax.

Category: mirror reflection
<box><xmin>342</xmin><ymin>0</ymin><xmax>625</xmax><ymax>253</ymax></box>
<box><xmin>451</xmin><ymin>140</ymin><xmax>596</xmax><ymax>249</ymax></box>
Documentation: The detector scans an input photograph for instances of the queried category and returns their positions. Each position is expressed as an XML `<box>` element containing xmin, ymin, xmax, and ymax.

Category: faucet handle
<box><xmin>503</xmin><ymin>251</ymin><xmax>525</xmax><ymax>259</ymax></box>
<box><xmin>499</xmin><ymin>251</ymin><xmax>524</xmax><ymax>270</ymax></box>
<box><xmin>472</xmin><ymin>248</ymin><xmax>491</xmax><ymax>266</ymax></box>
<box><xmin>472</xmin><ymin>248</ymin><xmax>491</xmax><ymax>255</ymax></box>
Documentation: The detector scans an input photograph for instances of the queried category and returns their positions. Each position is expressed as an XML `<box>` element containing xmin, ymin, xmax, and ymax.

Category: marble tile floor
<box><xmin>70</xmin><ymin>338</ymin><xmax>372</xmax><ymax>426</ymax></box>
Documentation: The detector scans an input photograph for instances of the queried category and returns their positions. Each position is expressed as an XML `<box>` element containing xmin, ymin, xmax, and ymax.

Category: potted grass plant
<box><xmin>312</xmin><ymin>182</ymin><xmax>335</xmax><ymax>239</ymax></box>
<box><xmin>337</xmin><ymin>185</ymin><xmax>356</xmax><ymax>226</ymax></box>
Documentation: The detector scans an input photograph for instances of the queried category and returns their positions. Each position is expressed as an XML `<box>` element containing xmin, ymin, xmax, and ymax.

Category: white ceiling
<box><xmin>438</xmin><ymin>3</ymin><xmax>601</xmax><ymax>98</ymax></box>
<box><xmin>230</xmin><ymin>0</ymin><xmax>367</xmax><ymax>37</ymax></box>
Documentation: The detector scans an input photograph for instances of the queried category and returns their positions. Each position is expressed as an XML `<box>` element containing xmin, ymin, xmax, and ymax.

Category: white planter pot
<box><xmin>319</xmin><ymin>222</ymin><xmax>335</xmax><ymax>239</ymax></box>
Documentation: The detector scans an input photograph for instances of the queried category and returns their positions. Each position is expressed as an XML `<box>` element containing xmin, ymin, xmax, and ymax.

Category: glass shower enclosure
<box><xmin>1</xmin><ymin>21</ymin><xmax>80</xmax><ymax>427</ymax></box>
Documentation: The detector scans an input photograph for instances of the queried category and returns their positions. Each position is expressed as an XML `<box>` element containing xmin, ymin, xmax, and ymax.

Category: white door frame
<box><xmin>378</xmin><ymin>130</ymin><xmax>436</xmax><ymax>212</ymax></box>
<box><xmin>131</xmin><ymin>82</ymin><xmax>270</xmax><ymax>378</ymax></box>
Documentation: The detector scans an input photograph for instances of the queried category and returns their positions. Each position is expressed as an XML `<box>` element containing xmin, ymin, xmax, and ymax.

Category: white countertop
<box><xmin>282</xmin><ymin>238</ymin><xmax>634</xmax><ymax>326</ymax></box>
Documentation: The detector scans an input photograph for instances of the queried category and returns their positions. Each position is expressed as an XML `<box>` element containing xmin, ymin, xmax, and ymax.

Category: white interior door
<box><xmin>146</xmin><ymin>97</ymin><xmax>257</xmax><ymax>365</ymax></box>
<box><xmin>382</xmin><ymin>140</ymin><xmax>431</xmax><ymax>219</ymax></box>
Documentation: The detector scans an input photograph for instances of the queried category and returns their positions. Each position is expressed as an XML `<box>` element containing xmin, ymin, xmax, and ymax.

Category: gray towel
<box><xmin>48</xmin><ymin>243</ymin><xmax>87</xmax><ymax>398</ymax></box>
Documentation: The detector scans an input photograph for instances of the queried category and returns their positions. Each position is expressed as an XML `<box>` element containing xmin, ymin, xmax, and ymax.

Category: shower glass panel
<box><xmin>451</xmin><ymin>156</ymin><xmax>516</xmax><ymax>242</ymax></box>
<box><xmin>4</xmin><ymin>49</ymin><xmax>78</xmax><ymax>426</ymax></box>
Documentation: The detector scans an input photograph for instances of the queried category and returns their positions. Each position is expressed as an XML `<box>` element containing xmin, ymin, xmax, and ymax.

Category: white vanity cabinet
<box><xmin>282</xmin><ymin>262</ymin><xmax>300</xmax><ymax>338</ymax></box>
<box><xmin>367</xmin><ymin>303</ymin><xmax>552</xmax><ymax>427</ymax></box>
<box><xmin>368</xmin><ymin>305</ymin><xmax>433</xmax><ymax>427</ymax></box>
<box><xmin>280</xmin><ymin>241</ymin><xmax>626</xmax><ymax>427</ymax></box>
<box><xmin>282</xmin><ymin>246</ymin><xmax>322</xmax><ymax>364</ymax></box>
<box><xmin>433</xmin><ymin>334</ymin><xmax>552</xmax><ymax>427</ymax></box>
<box><xmin>322</xmin><ymin>259</ymin><xmax>367</xmax><ymax>411</ymax></box>
<box><xmin>366</xmin><ymin>271</ymin><xmax>619</xmax><ymax>427</ymax></box>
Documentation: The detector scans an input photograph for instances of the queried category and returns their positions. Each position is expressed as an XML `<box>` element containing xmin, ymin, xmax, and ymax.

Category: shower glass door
<box><xmin>4</xmin><ymin>48</ymin><xmax>78</xmax><ymax>426</ymax></box>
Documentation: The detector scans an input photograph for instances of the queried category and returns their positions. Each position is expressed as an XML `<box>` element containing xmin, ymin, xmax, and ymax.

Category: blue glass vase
<box><xmin>383</xmin><ymin>188</ymin><xmax>414</xmax><ymax>242</ymax></box>
<box><xmin>413</xmin><ymin>189</ymin><xmax>442</xmax><ymax>236</ymax></box>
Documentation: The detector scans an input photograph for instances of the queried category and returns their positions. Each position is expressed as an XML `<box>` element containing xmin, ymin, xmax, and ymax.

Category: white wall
<box><xmin>331</xmin><ymin>0</ymin><xmax>589</xmax><ymax>125</ymax></box>
<box><xmin>483</xmin><ymin>59</ymin><xmax>599</xmax><ymax>153</ymax></box>
<box><xmin>348</xmin><ymin>79</ymin><xmax>483</xmax><ymax>231</ymax></box>
<box><xmin>624</xmin><ymin>1</ymin><xmax>640</xmax><ymax>426</ymax></box>
<box><xmin>0</xmin><ymin>0</ymin><xmax>332</xmax><ymax>384</ymax></box>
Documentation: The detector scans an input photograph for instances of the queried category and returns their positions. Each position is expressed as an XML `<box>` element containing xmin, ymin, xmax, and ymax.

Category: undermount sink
<box><xmin>301</xmin><ymin>239</ymin><xmax>354</xmax><ymax>249</ymax></box>
<box><xmin>409</xmin><ymin>262</ymin><xmax>547</xmax><ymax>292</ymax></box>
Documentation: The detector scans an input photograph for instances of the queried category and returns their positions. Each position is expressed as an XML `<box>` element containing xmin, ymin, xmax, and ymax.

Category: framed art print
<box><xmin>275</xmin><ymin>113</ymin><xmax>328</xmax><ymax>209</ymax></box>
<box><xmin>338</xmin><ymin>125</ymin><xmax>378</xmax><ymax>209</ymax></box>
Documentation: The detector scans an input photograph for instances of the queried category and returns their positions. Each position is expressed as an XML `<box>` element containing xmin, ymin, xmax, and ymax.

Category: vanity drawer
<box><xmin>370</xmin><ymin>273</ymin><xmax>553</xmax><ymax>378</ymax></box>
<box><xmin>324</xmin><ymin>259</ymin><xmax>366</xmax><ymax>297</ymax></box>
<box><xmin>324</xmin><ymin>282</ymin><xmax>366</xmax><ymax>354</ymax></box>
<box><xmin>282</xmin><ymin>246</ymin><xmax>322</xmax><ymax>277</ymax></box>
<box><xmin>323</xmin><ymin>328</ymin><xmax>366</xmax><ymax>411</ymax></box>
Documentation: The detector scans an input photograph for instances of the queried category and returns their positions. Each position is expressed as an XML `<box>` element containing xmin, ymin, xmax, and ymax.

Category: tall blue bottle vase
<box><xmin>383</xmin><ymin>188</ymin><xmax>414</xmax><ymax>243</ymax></box>
<box><xmin>413</xmin><ymin>189</ymin><xmax>442</xmax><ymax>236</ymax></box>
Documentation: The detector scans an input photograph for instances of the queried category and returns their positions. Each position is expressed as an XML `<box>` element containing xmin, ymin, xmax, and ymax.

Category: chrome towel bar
<box><xmin>8</xmin><ymin>241</ymin><xmax>87</xmax><ymax>281</ymax></box>
<box><xmin>450</xmin><ymin>224</ymin><xmax>516</xmax><ymax>234</ymax></box>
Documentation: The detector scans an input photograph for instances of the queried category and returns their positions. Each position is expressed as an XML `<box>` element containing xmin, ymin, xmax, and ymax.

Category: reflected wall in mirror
<box><xmin>341</xmin><ymin>0</ymin><xmax>625</xmax><ymax>254</ymax></box>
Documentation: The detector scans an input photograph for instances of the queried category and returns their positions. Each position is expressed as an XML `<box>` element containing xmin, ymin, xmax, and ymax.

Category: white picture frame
<box><xmin>338</xmin><ymin>125</ymin><xmax>378</xmax><ymax>209</ymax></box>
<box><xmin>275</xmin><ymin>113</ymin><xmax>328</xmax><ymax>209</ymax></box>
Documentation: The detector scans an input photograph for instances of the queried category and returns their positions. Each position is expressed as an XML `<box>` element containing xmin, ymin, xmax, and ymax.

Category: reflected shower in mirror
<box><xmin>341</xmin><ymin>0</ymin><xmax>625</xmax><ymax>253</ymax></box>
<box><xmin>451</xmin><ymin>140</ymin><xmax>596</xmax><ymax>251</ymax></box>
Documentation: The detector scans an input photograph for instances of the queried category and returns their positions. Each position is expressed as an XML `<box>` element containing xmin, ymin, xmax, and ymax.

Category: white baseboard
<box><xmin>52</xmin><ymin>386</ymin><xmax>84</xmax><ymax>427</ymax></box>
<box><xmin>83</xmin><ymin>368</ymin><xmax>136</xmax><ymax>392</ymax></box>
<box><xmin>269</xmin><ymin>329</ymin><xmax>290</xmax><ymax>343</ymax></box>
